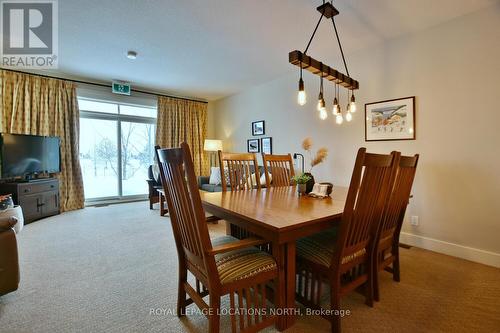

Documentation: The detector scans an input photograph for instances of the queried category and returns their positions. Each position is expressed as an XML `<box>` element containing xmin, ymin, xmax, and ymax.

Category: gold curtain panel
<box><xmin>0</xmin><ymin>70</ymin><xmax>85</xmax><ymax>212</ymax></box>
<box><xmin>155</xmin><ymin>96</ymin><xmax>208</xmax><ymax>177</ymax></box>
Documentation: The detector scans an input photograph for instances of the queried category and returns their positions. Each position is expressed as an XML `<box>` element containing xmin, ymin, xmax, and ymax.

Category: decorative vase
<box><xmin>0</xmin><ymin>206</ymin><xmax>24</xmax><ymax>234</ymax></box>
<box><xmin>297</xmin><ymin>183</ymin><xmax>307</xmax><ymax>195</ymax></box>
<box><xmin>304</xmin><ymin>172</ymin><xmax>315</xmax><ymax>193</ymax></box>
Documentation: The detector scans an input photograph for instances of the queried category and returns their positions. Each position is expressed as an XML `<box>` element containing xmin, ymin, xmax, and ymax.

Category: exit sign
<box><xmin>112</xmin><ymin>81</ymin><xmax>131</xmax><ymax>95</ymax></box>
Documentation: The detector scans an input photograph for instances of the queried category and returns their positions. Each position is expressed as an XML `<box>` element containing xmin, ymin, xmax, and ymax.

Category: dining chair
<box><xmin>218</xmin><ymin>151</ymin><xmax>261</xmax><ymax>239</ymax></box>
<box><xmin>261</xmin><ymin>153</ymin><xmax>295</xmax><ymax>188</ymax></box>
<box><xmin>157</xmin><ymin>143</ymin><xmax>283</xmax><ymax>333</ymax></box>
<box><xmin>219</xmin><ymin>151</ymin><xmax>261</xmax><ymax>192</ymax></box>
<box><xmin>295</xmin><ymin>148</ymin><xmax>400</xmax><ymax>333</ymax></box>
<box><xmin>373</xmin><ymin>154</ymin><xmax>419</xmax><ymax>302</ymax></box>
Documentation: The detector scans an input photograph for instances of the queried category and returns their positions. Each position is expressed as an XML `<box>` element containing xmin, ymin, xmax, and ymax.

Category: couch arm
<box><xmin>198</xmin><ymin>176</ymin><xmax>210</xmax><ymax>188</ymax></box>
<box><xmin>0</xmin><ymin>217</ymin><xmax>17</xmax><ymax>232</ymax></box>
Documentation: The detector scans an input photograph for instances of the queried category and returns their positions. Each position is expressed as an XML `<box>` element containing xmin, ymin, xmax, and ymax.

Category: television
<box><xmin>0</xmin><ymin>133</ymin><xmax>61</xmax><ymax>179</ymax></box>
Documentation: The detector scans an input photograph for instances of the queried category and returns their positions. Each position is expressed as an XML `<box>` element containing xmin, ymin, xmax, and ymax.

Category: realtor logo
<box><xmin>1</xmin><ymin>0</ymin><xmax>58</xmax><ymax>68</ymax></box>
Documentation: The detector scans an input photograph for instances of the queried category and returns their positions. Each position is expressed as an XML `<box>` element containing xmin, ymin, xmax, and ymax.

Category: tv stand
<box><xmin>0</xmin><ymin>178</ymin><xmax>60</xmax><ymax>224</ymax></box>
<box><xmin>15</xmin><ymin>177</ymin><xmax>52</xmax><ymax>183</ymax></box>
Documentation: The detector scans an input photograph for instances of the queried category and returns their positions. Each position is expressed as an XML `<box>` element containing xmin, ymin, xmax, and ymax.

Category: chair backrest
<box><xmin>332</xmin><ymin>148</ymin><xmax>400</xmax><ymax>269</ymax></box>
<box><xmin>378</xmin><ymin>154</ymin><xmax>419</xmax><ymax>243</ymax></box>
<box><xmin>261</xmin><ymin>153</ymin><xmax>295</xmax><ymax>187</ymax></box>
<box><xmin>156</xmin><ymin>143</ymin><xmax>215</xmax><ymax>277</ymax></box>
<box><xmin>218</xmin><ymin>151</ymin><xmax>261</xmax><ymax>191</ymax></box>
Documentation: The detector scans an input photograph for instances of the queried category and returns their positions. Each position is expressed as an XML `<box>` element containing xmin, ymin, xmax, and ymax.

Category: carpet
<box><xmin>0</xmin><ymin>202</ymin><xmax>499</xmax><ymax>332</ymax></box>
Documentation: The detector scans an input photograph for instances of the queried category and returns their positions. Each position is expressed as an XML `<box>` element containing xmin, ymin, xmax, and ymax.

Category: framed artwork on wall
<box><xmin>247</xmin><ymin>139</ymin><xmax>260</xmax><ymax>153</ymax></box>
<box><xmin>252</xmin><ymin>120</ymin><xmax>265</xmax><ymax>136</ymax></box>
<box><xmin>365</xmin><ymin>96</ymin><xmax>416</xmax><ymax>141</ymax></box>
<box><xmin>261</xmin><ymin>137</ymin><xmax>272</xmax><ymax>154</ymax></box>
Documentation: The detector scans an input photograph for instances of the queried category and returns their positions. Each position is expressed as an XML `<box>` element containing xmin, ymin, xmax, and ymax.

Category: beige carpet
<box><xmin>1</xmin><ymin>202</ymin><xmax>499</xmax><ymax>333</ymax></box>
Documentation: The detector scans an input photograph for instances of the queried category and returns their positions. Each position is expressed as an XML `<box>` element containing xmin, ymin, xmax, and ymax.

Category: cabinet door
<box><xmin>42</xmin><ymin>191</ymin><xmax>60</xmax><ymax>217</ymax></box>
<box><xmin>18</xmin><ymin>194</ymin><xmax>43</xmax><ymax>221</ymax></box>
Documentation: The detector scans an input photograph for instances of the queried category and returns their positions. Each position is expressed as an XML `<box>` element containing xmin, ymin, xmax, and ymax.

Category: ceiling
<box><xmin>42</xmin><ymin>0</ymin><xmax>497</xmax><ymax>100</ymax></box>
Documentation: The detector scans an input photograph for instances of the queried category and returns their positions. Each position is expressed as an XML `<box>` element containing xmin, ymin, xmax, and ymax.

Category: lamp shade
<box><xmin>204</xmin><ymin>139</ymin><xmax>223</xmax><ymax>152</ymax></box>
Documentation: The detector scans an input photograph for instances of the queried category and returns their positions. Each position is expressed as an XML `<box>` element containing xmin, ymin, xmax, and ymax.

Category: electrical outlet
<box><xmin>410</xmin><ymin>216</ymin><xmax>419</xmax><ymax>226</ymax></box>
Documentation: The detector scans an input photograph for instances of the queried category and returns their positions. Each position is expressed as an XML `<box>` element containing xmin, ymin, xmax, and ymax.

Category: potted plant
<box><xmin>291</xmin><ymin>174</ymin><xmax>312</xmax><ymax>195</ymax></box>
<box><xmin>301</xmin><ymin>138</ymin><xmax>328</xmax><ymax>193</ymax></box>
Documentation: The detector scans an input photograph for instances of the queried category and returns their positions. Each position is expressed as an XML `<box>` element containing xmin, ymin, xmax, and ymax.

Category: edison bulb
<box><xmin>336</xmin><ymin>114</ymin><xmax>344</xmax><ymax>125</ymax></box>
<box><xmin>346</xmin><ymin>111</ymin><xmax>353</xmax><ymax>122</ymax></box>
<box><xmin>319</xmin><ymin>108</ymin><xmax>328</xmax><ymax>120</ymax></box>
<box><xmin>350</xmin><ymin>102</ymin><xmax>356</xmax><ymax>113</ymax></box>
<box><xmin>317</xmin><ymin>100</ymin><xmax>323</xmax><ymax>111</ymax></box>
<box><xmin>297</xmin><ymin>90</ymin><xmax>307</xmax><ymax>106</ymax></box>
<box><xmin>332</xmin><ymin>104</ymin><xmax>339</xmax><ymax>115</ymax></box>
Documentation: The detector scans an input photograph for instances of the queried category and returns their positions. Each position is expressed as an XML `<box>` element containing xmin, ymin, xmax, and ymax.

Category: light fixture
<box><xmin>332</xmin><ymin>82</ymin><xmax>339</xmax><ymax>115</ymax></box>
<box><xmin>290</xmin><ymin>1</ymin><xmax>359</xmax><ymax>125</ymax></box>
<box><xmin>345</xmin><ymin>111</ymin><xmax>352</xmax><ymax>122</ymax></box>
<box><xmin>203</xmin><ymin>139</ymin><xmax>222</xmax><ymax>152</ymax></box>
<box><xmin>345</xmin><ymin>101</ymin><xmax>352</xmax><ymax>122</ymax></box>
<box><xmin>317</xmin><ymin>75</ymin><xmax>326</xmax><ymax>115</ymax></box>
<box><xmin>204</xmin><ymin>139</ymin><xmax>223</xmax><ymax>168</ymax></box>
<box><xmin>336</xmin><ymin>113</ymin><xmax>344</xmax><ymax>124</ymax></box>
<box><xmin>297</xmin><ymin>67</ymin><xmax>307</xmax><ymax>106</ymax></box>
<box><xmin>350</xmin><ymin>91</ymin><xmax>356</xmax><ymax>113</ymax></box>
<box><xmin>319</xmin><ymin>108</ymin><xmax>328</xmax><ymax>120</ymax></box>
<box><xmin>127</xmin><ymin>50</ymin><xmax>137</xmax><ymax>59</ymax></box>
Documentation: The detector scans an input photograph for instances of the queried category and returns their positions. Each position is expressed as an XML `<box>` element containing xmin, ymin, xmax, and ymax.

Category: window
<box><xmin>78</xmin><ymin>98</ymin><xmax>157</xmax><ymax>201</ymax></box>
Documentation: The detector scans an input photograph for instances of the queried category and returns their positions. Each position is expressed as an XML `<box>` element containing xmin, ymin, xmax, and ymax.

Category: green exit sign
<box><xmin>112</xmin><ymin>81</ymin><xmax>131</xmax><ymax>95</ymax></box>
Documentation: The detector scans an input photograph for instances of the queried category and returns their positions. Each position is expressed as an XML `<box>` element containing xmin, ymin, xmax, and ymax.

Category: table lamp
<box><xmin>204</xmin><ymin>139</ymin><xmax>223</xmax><ymax>167</ymax></box>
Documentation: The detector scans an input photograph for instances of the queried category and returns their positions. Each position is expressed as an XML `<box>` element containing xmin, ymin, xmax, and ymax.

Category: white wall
<box><xmin>213</xmin><ymin>6</ymin><xmax>500</xmax><ymax>266</ymax></box>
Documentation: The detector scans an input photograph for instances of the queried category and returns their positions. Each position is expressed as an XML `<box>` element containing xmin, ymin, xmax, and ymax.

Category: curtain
<box><xmin>155</xmin><ymin>96</ymin><xmax>208</xmax><ymax>176</ymax></box>
<box><xmin>0</xmin><ymin>70</ymin><xmax>85</xmax><ymax>212</ymax></box>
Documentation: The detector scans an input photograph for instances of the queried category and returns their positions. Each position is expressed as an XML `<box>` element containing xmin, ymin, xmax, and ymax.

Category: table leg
<box><xmin>272</xmin><ymin>243</ymin><xmax>287</xmax><ymax>331</ymax></box>
<box><xmin>285</xmin><ymin>241</ymin><xmax>296</xmax><ymax>328</ymax></box>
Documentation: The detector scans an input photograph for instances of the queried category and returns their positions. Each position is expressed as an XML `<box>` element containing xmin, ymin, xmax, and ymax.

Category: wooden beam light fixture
<box><xmin>290</xmin><ymin>1</ymin><xmax>359</xmax><ymax>123</ymax></box>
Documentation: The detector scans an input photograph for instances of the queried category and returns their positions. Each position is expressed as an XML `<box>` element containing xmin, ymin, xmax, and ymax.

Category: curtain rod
<box><xmin>0</xmin><ymin>68</ymin><xmax>208</xmax><ymax>104</ymax></box>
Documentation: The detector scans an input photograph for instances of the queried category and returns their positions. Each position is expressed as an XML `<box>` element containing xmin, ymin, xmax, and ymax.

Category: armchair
<box><xmin>147</xmin><ymin>164</ymin><xmax>163</xmax><ymax>209</ymax></box>
<box><xmin>0</xmin><ymin>217</ymin><xmax>20</xmax><ymax>296</ymax></box>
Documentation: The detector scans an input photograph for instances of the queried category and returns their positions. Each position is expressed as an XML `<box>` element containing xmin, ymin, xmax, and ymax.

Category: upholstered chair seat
<box><xmin>296</xmin><ymin>228</ymin><xmax>366</xmax><ymax>267</ymax></box>
<box><xmin>212</xmin><ymin>236</ymin><xmax>277</xmax><ymax>284</ymax></box>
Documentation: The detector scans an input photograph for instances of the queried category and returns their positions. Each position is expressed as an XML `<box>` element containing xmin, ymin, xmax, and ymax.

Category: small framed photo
<box><xmin>365</xmin><ymin>96</ymin><xmax>416</xmax><ymax>141</ymax></box>
<box><xmin>252</xmin><ymin>120</ymin><xmax>265</xmax><ymax>136</ymax></box>
<box><xmin>247</xmin><ymin>139</ymin><xmax>260</xmax><ymax>153</ymax></box>
<box><xmin>261</xmin><ymin>137</ymin><xmax>272</xmax><ymax>154</ymax></box>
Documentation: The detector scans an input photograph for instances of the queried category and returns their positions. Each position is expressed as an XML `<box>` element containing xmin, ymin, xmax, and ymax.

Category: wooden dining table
<box><xmin>200</xmin><ymin>186</ymin><xmax>347</xmax><ymax>330</ymax></box>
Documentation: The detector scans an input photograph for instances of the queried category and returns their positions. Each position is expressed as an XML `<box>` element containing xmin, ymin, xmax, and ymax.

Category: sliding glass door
<box><xmin>78</xmin><ymin>98</ymin><xmax>157</xmax><ymax>201</ymax></box>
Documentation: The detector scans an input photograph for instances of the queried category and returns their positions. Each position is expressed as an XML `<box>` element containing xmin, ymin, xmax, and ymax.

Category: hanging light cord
<box><xmin>331</xmin><ymin>16</ymin><xmax>349</xmax><ymax>77</ymax></box>
<box><xmin>303</xmin><ymin>1</ymin><xmax>350</xmax><ymax>78</ymax></box>
<box><xmin>304</xmin><ymin>13</ymin><xmax>323</xmax><ymax>55</ymax></box>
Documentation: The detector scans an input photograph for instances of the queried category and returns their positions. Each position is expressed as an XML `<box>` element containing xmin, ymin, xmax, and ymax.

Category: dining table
<box><xmin>200</xmin><ymin>185</ymin><xmax>347</xmax><ymax>330</ymax></box>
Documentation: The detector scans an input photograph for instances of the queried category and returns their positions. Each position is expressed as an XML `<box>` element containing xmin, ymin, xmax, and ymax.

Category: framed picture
<box><xmin>261</xmin><ymin>137</ymin><xmax>272</xmax><ymax>154</ymax></box>
<box><xmin>247</xmin><ymin>139</ymin><xmax>260</xmax><ymax>153</ymax></box>
<box><xmin>252</xmin><ymin>120</ymin><xmax>265</xmax><ymax>136</ymax></box>
<box><xmin>365</xmin><ymin>96</ymin><xmax>416</xmax><ymax>141</ymax></box>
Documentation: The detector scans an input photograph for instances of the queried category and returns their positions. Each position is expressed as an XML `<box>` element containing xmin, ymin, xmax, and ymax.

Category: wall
<box><xmin>213</xmin><ymin>6</ymin><xmax>500</xmax><ymax>267</ymax></box>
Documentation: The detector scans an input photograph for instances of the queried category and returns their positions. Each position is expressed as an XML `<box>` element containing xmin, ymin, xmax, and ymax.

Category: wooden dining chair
<box><xmin>157</xmin><ymin>143</ymin><xmax>283</xmax><ymax>333</ymax></box>
<box><xmin>295</xmin><ymin>148</ymin><xmax>400</xmax><ymax>333</ymax></box>
<box><xmin>219</xmin><ymin>151</ymin><xmax>261</xmax><ymax>192</ymax></box>
<box><xmin>261</xmin><ymin>153</ymin><xmax>295</xmax><ymax>188</ymax></box>
<box><xmin>373</xmin><ymin>154</ymin><xmax>419</xmax><ymax>302</ymax></box>
<box><xmin>218</xmin><ymin>151</ymin><xmax>261</xmax><ymax>239</ymax></box>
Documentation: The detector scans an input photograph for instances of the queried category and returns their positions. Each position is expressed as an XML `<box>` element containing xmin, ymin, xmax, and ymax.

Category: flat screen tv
<box><xmin>0</xmin><ymin>133</ymin><xmax>61</xmax><ymax>178</ymax></box>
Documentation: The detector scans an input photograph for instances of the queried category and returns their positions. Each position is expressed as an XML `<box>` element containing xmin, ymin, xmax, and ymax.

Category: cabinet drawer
<box><xmin>18</xmin><ymin>180</ymin><xmax>59</xmax><ymax>195</ymax></box>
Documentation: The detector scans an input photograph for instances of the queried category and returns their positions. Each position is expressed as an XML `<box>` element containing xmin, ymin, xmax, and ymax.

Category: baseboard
<box><xmin>400</xmin><ymin>232</ymin><xmax>500</xmax><ymax>268</ymax></box>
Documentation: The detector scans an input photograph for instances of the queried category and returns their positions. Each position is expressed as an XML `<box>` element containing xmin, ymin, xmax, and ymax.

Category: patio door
<box><xmin>78</xmin><ymin>98</ymin><xmax>157</xmax><ymax>202</ymax></box>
